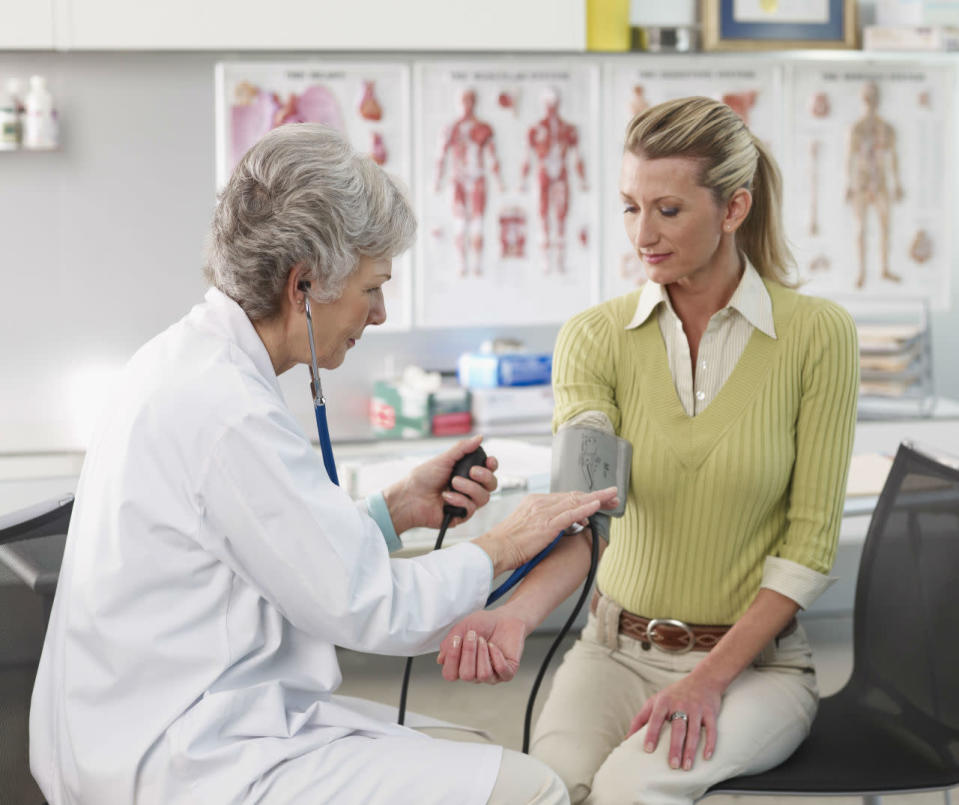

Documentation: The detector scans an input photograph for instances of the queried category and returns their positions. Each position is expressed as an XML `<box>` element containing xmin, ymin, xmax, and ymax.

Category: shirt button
<box><xmin>696</xmin><ymin>390</ymin><xmax>706</xmax><ymax>401</ymax></box>
<box><xmin>700</xmin><ymin>361</ymin><xmax>707</xmax><ymax>370</ymax></box>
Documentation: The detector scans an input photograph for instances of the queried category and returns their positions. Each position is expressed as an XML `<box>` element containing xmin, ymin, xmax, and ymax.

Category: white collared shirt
<box><xmin>626</xmin><ymin>260</ymin><xmax>776</xmax><ymax>416</ymax></box>
<box><xmin>623</xmin><ymin>262</ymin><xmax>833</xmax><ymax>609</ymax></box>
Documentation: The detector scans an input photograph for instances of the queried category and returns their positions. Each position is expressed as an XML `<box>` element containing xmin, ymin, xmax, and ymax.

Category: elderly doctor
<box><xmin>30</xmin><ymin>124</ymin><xmax>614</xmax><ymax>805</ymax></box>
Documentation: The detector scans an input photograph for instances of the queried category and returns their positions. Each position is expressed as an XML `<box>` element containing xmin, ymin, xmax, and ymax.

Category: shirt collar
<box><xmin>624</xmin><ymin>260</ymin><xmax>777</xmax><ymax>339</ymax></box>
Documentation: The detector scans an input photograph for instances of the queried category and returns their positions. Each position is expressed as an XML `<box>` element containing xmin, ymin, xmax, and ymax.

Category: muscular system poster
<box><xmin>414</xmin><ymin>60</ymin><xmax>601</xmax><ymax>327</ymax></box>
<box><xmin>214</xmin><ymin>61</ymin><xmax>413</xmax><ymax>330</ymax></box>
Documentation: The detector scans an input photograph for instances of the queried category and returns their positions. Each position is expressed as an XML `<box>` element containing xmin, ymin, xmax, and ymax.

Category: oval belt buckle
<box><xmin>646</xmin><ymin>618</ymin><xmax>696</xmax><ymax>653</ymax></box>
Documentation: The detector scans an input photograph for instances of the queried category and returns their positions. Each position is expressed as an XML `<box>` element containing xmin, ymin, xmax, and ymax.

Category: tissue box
<box><xmin>370</xmin><ymin>379</ymin><xmax>471</xmax><ymax>439</ymax></box>
<box><xmin>457</xmin><ymin>352</ymin><xmax>552</xmax><ymax>388</ymax></box>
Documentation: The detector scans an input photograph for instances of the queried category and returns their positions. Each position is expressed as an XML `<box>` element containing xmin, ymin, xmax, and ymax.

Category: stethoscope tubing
<box><xmin>304</xmin><ymin>295</ymin><xmax>339</xmax><ymax>486</ymax></box>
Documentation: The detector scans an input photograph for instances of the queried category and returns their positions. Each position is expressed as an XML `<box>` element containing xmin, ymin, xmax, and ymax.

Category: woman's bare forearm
<box><xmin>495</xmin><ymin>529</ymin><xmax>600</xmax><ymax>630</ymax></box>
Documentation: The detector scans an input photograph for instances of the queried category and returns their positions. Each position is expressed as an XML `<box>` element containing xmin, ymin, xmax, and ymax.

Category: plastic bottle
<box><xmin>0</xmin><ymin>80</ymin><xmax>18</xmax><ymax>151</ymax></box>
<box><xmin>23</xmin><ymin>75</ymin><xmax>58</xmax><ymax>151</ymax></box>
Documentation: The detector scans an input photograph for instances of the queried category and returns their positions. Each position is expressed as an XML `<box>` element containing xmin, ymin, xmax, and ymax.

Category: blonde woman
<box><xmin>439</xmin><ymin>97</ymin><xmax>859</xmax><ymax>804</ymax></box>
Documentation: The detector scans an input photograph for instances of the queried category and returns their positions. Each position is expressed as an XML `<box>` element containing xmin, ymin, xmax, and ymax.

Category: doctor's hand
<box><xmin>473</xmin><ymin>487</ymin><xmax>617</xmax><ymax>578</ymax></box>
<box><xmin>382</xmin><ymin>435</ymin><xmax>498</xmax><ymax>535</ymax></box>
<box><xmin>437</xmin><ymin>610</ymin><xmax>528</xmax><ymax>683</ymax></box>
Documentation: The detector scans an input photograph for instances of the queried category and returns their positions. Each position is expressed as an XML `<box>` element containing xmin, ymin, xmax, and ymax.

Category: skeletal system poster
<box><xmin>214</xmin><ymin>61</ymin><xmax>413</xmax><ymax>330</ymax></box>
<box><xmin>784</xmin><ymin>63</ymin><xmax>952</xmax><ymax>306</ymax></box>
<box><xmin>601</xmin><ymin>60</ymin><xmax>783</xmax><ymax>301</ymax></box>
<box><xmin>415</xmin><ymin>61</ymin><xmax>600</xmax><ymax>327</ymax></box>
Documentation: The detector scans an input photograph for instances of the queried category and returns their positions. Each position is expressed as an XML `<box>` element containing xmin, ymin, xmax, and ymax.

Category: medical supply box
<box><xmin>369</xmin><ymin>378</ymin><xmax>471</xmax><ymax>439</ymax></box>
<box><xmin>457</xmin><ymin>352</ymin><xmax>552</xmax><ymax>389</ymax></box>
<box><xmin>470</xmin><ymin>385</ymin><xmax>555</xmax><ymax>426</ymax></box>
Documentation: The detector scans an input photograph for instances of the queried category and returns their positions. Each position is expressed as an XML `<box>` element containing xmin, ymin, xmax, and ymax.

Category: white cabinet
<box><xmin>59</xmin><ymin>0</ymin><xmax>586</xmax><ymax>51</ymax></box>
<box><xmin>0</xmin><ymin>0</ymin><xmax>54</xmax><ymax>48</ymax></box>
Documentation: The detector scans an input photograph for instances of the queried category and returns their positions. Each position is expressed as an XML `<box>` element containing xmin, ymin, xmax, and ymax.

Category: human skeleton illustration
<box><xmin>434</xmin><ymin>88</ymin><xmax>505</xmax><ymax>277</ymax></box>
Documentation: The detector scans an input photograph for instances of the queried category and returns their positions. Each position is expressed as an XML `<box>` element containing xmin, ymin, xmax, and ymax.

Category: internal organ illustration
<box><xmin>629</xmin><ymin>85</ymin><xmax>650</xmax><ymax>118</ymax></box>
<box><xmin>520</xmin><ymin>87</ymin><xmax>588</xmax><ymax>275</ymax></box>
<box><xmin>498</xmin><ymin>91</ymin><xmax>519</xmax><ymax>116</ymax></box>
<box><xmin>231</xmin><ymin>83</ymin><xmax>345</xmax><ymax>171</ymax></box>
<box><xmin>274</xmin><ymin>85</ymin><xmax>344</xmax><ymax>128</ymax></box>
<box><xmin>499</xmin><ymin>207</ymin><xmax>528</xmax><ymax>258</ymax></box>
<box><xmin>434</xmin><ymin>88</ymin><xmax>505</xmax><ymax>277</ymax></box>
<box><xmin>370</xmin><ymin>132</ymin><xmax>387</xmax><ymax>165</ymax></box>
<box><xmin>721</xmin><ymin>90</ymin><xmax>757</xmax><ymax>124</ymax></box>
<box><xmin>809</xmin><ymin>92</ymin><xmax>831</xmax><ymax>118</ymax></box>
<box><xmin>846</xmin><ymin>81</ymin><xmax>904</xmax><ymax>288</ymax></box>
<box><xmin>910</xmin><ymin>229</ymin><xmax>932</xmax><ymax>263</ymax></box>
<box><xmin>358</xmin><ymin>81</ymin><xmax>383</xmax><ymax>121</ymax></box>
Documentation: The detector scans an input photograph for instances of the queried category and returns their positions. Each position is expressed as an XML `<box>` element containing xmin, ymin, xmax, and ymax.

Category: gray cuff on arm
<box><xmin>365</xmin><ymin>492</ymin><xmax>402</xmax><ymax>554</ymax></box>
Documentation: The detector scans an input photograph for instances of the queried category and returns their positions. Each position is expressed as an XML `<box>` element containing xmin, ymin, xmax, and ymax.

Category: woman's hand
<box><xmin>383</xmin><ymin>435</ymin><xmax>498</xmax><ymax>534</ymax></box>
<box><xmin>627</xmin><ymin>673</ymin><xmax>724</xmax><ymax>771</ymax></box>
<box><xmin>437</xmin><ymin>610</ymin><xmax>528</xmax><ymax>683</ymax></box>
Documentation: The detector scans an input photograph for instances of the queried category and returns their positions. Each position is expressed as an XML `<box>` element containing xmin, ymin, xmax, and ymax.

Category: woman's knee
<box><xmin>487</xmin><ymin>748</ymin><xmax>570</xmax><ymax>805</ymax></box>
<box><xmin>530</xmin><ymin>731</ymin><xmax>597</xmax><ymax>804</ymax></box>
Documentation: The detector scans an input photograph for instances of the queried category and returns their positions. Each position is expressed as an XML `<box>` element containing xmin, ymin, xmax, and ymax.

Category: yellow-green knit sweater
<box><xmin>552</xmin><ymin>281</ymin><xmax>859</xmax><ymax>624</ymax></box>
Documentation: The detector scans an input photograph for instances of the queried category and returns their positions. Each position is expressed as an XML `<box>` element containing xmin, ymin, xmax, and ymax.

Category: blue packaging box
<box><xmin>457</xmin><ymin>352</ymin><xmax>552</xmax><ymax>388</ymax></box>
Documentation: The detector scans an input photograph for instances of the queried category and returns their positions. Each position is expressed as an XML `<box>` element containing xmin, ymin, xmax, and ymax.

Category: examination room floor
<box><xmin>338</xmin><ymin>614</ymin><xmax>958</xmax><ymax>804</ymax></box>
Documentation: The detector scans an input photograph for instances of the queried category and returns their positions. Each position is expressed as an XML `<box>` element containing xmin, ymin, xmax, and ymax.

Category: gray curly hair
<box><xmin>205</xmin><ymin>123</ymin><xmax>417</xmax><ymax>320</ymax></box>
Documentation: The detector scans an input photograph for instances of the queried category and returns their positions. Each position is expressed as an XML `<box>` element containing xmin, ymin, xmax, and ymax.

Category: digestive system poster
<box><xmin>215</xmin><ymin>61</ymin><xmax>413</xmax><ymax>329</ymax></box>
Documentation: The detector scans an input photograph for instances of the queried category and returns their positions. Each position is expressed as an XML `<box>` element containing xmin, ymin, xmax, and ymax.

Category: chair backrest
<box><xmin>0</xmin><ymin>495</ymin><xmax>73</xmax><ymax>805</ymax></box>
<box><xmin>850</xmin><ymin>443</ymin><xmax>959</xmax><ymax>743</ymax></box>
<box><xmin>0</xmin><ymin>496</ymin><xmax>73</xmax><ymax>546</ymax></box>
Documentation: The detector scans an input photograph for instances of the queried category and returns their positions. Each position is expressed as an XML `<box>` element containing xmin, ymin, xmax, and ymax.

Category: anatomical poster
<box><xmin>414</xmin><ymin>60</ymin><xmax>601</xmax><ymax>328</ymax></box>
<box><xmin>602</xmin><ymin>59</ymin><xmax>784</xmax><ymax>301</ymax></box>
<box><xmin>784</xmin><ymin>62</ymin><xmax>953</xmax><ymax>308</ymax></box>
<box><xmin>214</xmin><ymin>61</ymin><xmax>413</xmax><ymax>330</ymax></box>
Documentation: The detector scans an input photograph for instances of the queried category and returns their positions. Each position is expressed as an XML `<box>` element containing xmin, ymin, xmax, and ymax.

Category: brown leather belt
<box><xmin>590</xmin><ymin>591</ymin><xmax>797</xmax><ymax>653</ymax></box>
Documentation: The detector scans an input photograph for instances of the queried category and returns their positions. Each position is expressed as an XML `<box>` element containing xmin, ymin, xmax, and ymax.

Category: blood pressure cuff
<box><xmin>550</xmin><ymin>424</ymin><xmax>632</xmax><ymax>541</ymax></box>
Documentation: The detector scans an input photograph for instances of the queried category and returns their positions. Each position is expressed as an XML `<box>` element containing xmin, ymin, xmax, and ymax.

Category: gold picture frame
<box><xmin>701</xmin><ymin>0</ymin><xmax>858</xmax><ymax>51</ymax></box>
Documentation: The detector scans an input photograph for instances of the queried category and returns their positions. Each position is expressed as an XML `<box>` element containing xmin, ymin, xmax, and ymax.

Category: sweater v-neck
<box><xmin>632</xmin><ymin>281</ymin><xmax>801</xmax><ymax>470</ymax></box>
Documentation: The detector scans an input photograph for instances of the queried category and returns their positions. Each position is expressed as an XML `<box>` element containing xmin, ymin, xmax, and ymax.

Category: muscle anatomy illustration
<box><xmin>520</xmin><ymin>88</ymin><xmax>588</xmax><ymax>275</ymax></box>
<box><xmin>434</xmin><ymin>88</ymin><xmax>505</xmax><ymax>277</ymax></box>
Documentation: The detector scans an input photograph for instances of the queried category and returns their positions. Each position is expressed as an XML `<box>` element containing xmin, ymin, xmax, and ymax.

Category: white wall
<box><xmin>1</xmin><ymin>46</ymin><xmax>957</xmax><ymax>453</ymax></box>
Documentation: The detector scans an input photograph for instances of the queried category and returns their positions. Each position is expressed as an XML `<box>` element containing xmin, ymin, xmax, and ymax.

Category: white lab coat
<box><xmin>30</xmin><ymin>288</ymin><xmax>500</xmax><ymax>804</ymax></box>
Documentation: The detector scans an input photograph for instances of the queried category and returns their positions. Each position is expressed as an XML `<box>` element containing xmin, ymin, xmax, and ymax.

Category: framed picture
<box><xmin>701</xmin><ymin>0</ymin><xmax>857</xmax><ymax>51</ymax></box>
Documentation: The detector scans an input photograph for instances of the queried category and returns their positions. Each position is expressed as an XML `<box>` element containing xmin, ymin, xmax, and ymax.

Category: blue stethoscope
<box><xmin>301</xmin><ymin>283</ymin><xmax>339</xmax><ymax>486</ymax></box>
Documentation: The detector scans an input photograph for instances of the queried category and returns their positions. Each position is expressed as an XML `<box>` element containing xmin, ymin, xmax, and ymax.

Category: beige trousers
<box><xmin>530</xmin><ymin>595</ymin><xmax>819</xmax><ymax>805</ymax></box>
<box><xmin>487</xmin><ymin>748</ymin><xmax>570</xmax><ymax>804</ymax></box>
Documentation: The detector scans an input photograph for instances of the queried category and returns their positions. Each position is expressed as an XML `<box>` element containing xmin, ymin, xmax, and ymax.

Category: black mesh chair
<box><xmin>703</xmin><ymin>443</ymin><xmax>959</xmax><ymax>805</ymax></box>
<box><xmin>0</xmin><ymin>494</ymin><xmax>73</xmax><ymax>805</ymax></box>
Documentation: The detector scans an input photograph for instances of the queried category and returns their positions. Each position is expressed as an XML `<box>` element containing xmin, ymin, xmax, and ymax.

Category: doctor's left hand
<box><xmin>383</xmin><ymin>435</ymin><xmax>499</xmax><ymax>534</ymax></box>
